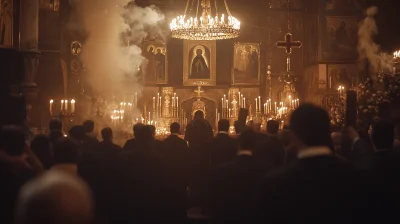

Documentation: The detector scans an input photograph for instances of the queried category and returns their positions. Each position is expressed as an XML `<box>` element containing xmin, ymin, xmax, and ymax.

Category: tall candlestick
<box><xmin>65</xmin><ymin>100</ymin><xmax>68</xmax><ymax>111</ymax></box>
<box><xmin>159</xmin><ymin>96</ymin><xmax>162</xmax><ymax>117</ymax></box>
<box><xmin>49</xmin><ymin>100</ymin><xmax>53</xmax><ymax>114</ymax></box>
<box><xmin>176</xmin><ymin>97</ymin><xmax>179</xmax><ymax>109</ymax></box>
<box><xmin>269</xmin><ymin>99</ymin><xmax>272</xmax><ymax>111</ymax></box>
<box><xmin>243</xmin><ymin>97</ymin><xmax>246</xmax><ymax>108</ymax></box>
<box><xmin>258</xmin><ymin>96</ymin><xmax>261</xmax><ymax>112</ymax></box>
<box><xmin>238</xmin><ymin>92</ymin><xmax>241</xmax><ymax>108</ymax></box>
<box><xmin>274</xmin><ymin>102</ymin><xmax>277</xmax><ymax>113</ymax></box>
<box><xmin>221</xmin><ymin>98</ymin><xmax>224</xmax><ymax>109</ymax></box>
<box><xmin>153</xmin><ymin>97</ymin><xmax>155</xmax><ymax>110</ymax></box>
<box><xmin>135</xmin><ymin>92</ymin><xmax>138</xmax><ymax>107</ymax></box>
<box><xmin>71</xmin><ymin>99</ymin><xmax>75</xmax><ymax>113</ymax></box>
<box><xmin>255</xmin><ymin>98</ymin><xmax>258</xmax><ymax>112</ymax></box>
<box><xmin>61</xmin><ymin>100</ymin><xmax>64</xmax><ymax>110</ymax></box>
<box><xmin>229</xmin><ymin>108</ymin><xmax>231</xmax><ymax>117</ymax></box>
<box><xmin>172</xmin><ymin>96</ymin><xmax>175</xmax><ymax>107</ymax></box>
<box><xmin>225</xmin><ymin>100</ymin><xmax>228</xmax><ymax>109</ymax></box>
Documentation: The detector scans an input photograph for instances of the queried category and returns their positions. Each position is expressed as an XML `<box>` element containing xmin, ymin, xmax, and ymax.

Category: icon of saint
<box><xmin>155</xmin><ymin>48</ymin><xmax>165</xmax><ymax>80</ymax></box>
<box><xmin>190</xmin><ymin>49</ymin><xmax>210</xmax><ymax>79</ymax></box>
<box><xmin>145</xmin><ymin>47</ymin><xmax>156</xmax><ymax>82</ymax></box>
<box><xmin>249</xmin><ymin>49</ymin><xmax>259</xmax><ymax>78</ymax></box>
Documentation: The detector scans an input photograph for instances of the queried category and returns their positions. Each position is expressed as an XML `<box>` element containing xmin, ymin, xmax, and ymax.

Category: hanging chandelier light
<box><xmin>170</xmin><ymin>0</ymin><xmax>240</xmax><ymax>40</ymax></box>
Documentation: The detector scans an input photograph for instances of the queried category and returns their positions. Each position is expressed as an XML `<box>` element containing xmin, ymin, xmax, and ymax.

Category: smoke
<box><xmin>358</xmin><ymin>6</ymin><xmax>393</xmax><ymax>75</ymax></box>
<box><xmin>72</xmin><ymin>0</ymin><xmax>164</xmax><ymax>99</ymax></box>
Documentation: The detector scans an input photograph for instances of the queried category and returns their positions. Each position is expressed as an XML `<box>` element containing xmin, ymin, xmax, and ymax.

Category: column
<box><xmin>19</xmin><ymin>0</ymin><xmax>41</xmax><ymax>120</ymax></box>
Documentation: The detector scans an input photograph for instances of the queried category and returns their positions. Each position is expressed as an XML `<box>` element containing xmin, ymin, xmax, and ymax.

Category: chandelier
<box><xmin>170</xmin><ymin>0</ymin><xmax>240</xmax><ymax>40</ymax></box>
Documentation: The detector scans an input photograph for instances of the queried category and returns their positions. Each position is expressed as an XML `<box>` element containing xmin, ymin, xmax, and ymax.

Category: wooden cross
<box><xmin>276</xmin><ymin>33</ymin><xmax>302</xmax><ymax>54</ymax></box>
<box><xmin>194</xmin><ymin>85</ymin><xmax>204</xmax><ymax>98</ymax></box>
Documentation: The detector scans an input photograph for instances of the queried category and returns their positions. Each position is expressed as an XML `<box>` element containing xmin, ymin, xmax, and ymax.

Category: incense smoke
<box><xmin>358</xmin><ymin>6</ymin><xmax>393</xmax><ymax>75</ymax></box>
<box><xmin>71</xmin><ymin>0</ymin><xmax>164</xmax><ymax>99</ymax></box>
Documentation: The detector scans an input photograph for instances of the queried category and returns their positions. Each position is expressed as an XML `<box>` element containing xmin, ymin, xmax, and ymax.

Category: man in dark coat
<box><xmin>257</xmin><ymin>104</ymin><xmax>370</xmax><ymax>223</ymax></box>
<box><xmin>0</xmin><ymin>126</ymin><xmax>35</xmax><ymax>224</ymax></box>
<box><xmin>209</xmin><ymin>119</ymin><xmax>237</xmax><ymax>170</ymax></box>
<box><xmin>82</xmin><ymin>120</ymin><xmax>99</xmax><ymax>151</ymax></box>
<box><xmin>99</xmin><ymin>127</ymin><xmax>122</xmax><ymax>151</ymax></box>
<box><xmin>368</xmin><ymin>119</ymin><xmax>400</xmax><ymax>222</ymax></box>
<box><xmin>123</xmin><ymin>123</ymin><xmax>145</xmax><ymax>151</ymax></box>
<box><xmin>184</xmin><ymin>110</ymin><xmax>214</xmax><ymax>207</ymax></box>
<box><xmin>208</xmin><ymin>130</ymin><xmax>268</xmax><ymax>221</ymax></box>
<box><xmin>109</xmin><ymin>125</ymin><xmax>168</xmax><ymax>222</ymax></box>
<box><xmin>162</xmin><ymin>122</ymin><xmax>189</xmax><ymax>220</ymax></box>
<box><xmin>255</xmin><ymin>120</ymin><xmax>285</xmax><ymax>169</ymax></box>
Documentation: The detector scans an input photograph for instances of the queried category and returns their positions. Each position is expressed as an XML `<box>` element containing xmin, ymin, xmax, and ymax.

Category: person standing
<box><xmin>257</xmin><ymin>104</ymin><xmax>370</xmax><ymax>223</ymax></box>
<box><xmin>184</xmin><ymin>110</ymin><xmax>214</xmax><ymax>207</ymax></box>
<box><xmin>162</xmin><ymin>122</ymin><xmax>189</xmax><ymax>220</ymax></box>
<box><xmin>209</xmin><ymin>119</ymin><xmax>237</xmax><ymax>170</ymax></box>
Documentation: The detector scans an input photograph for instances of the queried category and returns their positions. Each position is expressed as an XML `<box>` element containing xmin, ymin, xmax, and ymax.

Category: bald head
<box><xmin>15</xmin><ymin>171</ymin><xmax>93</xmax><ymax>224</ymax></box>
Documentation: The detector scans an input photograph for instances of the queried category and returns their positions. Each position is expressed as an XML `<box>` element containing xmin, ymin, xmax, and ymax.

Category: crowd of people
<box><xmin>1</xmin><ymin>103</ymin><xmax>400</xmax><ymax>223</ymax></box>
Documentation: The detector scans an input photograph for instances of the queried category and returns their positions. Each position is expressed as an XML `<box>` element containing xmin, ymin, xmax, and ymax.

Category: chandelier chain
<box><xmin>184</xmin><ymin>0</ymin><xmax>190</xmax><ymax>17</ymax></box>
<box><xmin>196</xmin><ymin>0</ymin><xmax>200</xmax><ymax>18</ymax></box>
<box><xmin>224</xmin><ymin>0</ymin><xmax>232</xmax><ymax>17</ymax></box>
<box><xmin>214</xmin><ymin>0</ymin><xmax>218</xmax><ymax>17</ymax></box>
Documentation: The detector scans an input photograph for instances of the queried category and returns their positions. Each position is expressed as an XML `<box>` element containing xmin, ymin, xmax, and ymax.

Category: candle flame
<box><xmin>50</xmin><ymin>99</ymin><xmax>53</xmax><ymax>103</ymax></box>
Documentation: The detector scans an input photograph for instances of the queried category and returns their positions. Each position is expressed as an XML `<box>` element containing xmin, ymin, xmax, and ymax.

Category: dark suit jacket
<box><xmin>255</xmin><ymin>134</ymin><xmax>285</xmax><ymax>169</ymax></box>
<box><xmin>258</xmin><ymin>155</ymin><xmax>370</xmax><ymax>223</ymax></box>
<box><xmin>110</xmin><ymin>145</ymin><xmax>169</xmax><ymax>222</ymax></box>
<box><xmin>99</xmin><ymin>141</ymin><xmax>122</xmax><ymax>151</ymax></box>
<box><xmin>209</xmin><ymin>133</ymin><xmax>237</xmax><ymax>169</ymax></box>
<box><xmin>82</xmin><ymin>134</ymin><xmax>99</xmax><ymax>151</ymax></box>
<box><xmin>162</xmin><ymin>134</ymin><xmax>190</xmax><ymax>219</ymax></box>
<box><xmin>208</xmin><ymin>155</ymin><xmax>268</xmax><ymax>221</ymax></box>
<box><xmin>368</xmin><ymin>150</ymin><xmax>400</xmax><ymax>222</ymax></box>
<box><xmin>351</xmin><ymin>138</ymin><xmax>374</xmax><ymax>170</ymax></box>
<box><xmin>163</xmin><ymin>135</ymin><xmax>189</xmax><ymax>185</ymax></box>
<box><xmin>123</xmin><ymin>138</ymin><xmax>162</xmax><ymax>154</ymax></box>
<box><xmin>123</xmin><ymin>138</ymin><xmax>138</xmax><ymax>150</ymax></box>
<box><xmin>185</xmin><ymin>119</ymin><xmax>214</xmax><ymax>150</ymax></box>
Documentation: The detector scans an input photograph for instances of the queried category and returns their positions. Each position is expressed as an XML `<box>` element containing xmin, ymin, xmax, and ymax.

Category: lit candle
<box><xmin>274</xmin><ymin>102</ymin><xmax>277</xmax><ymax>113</ymax></box>
<box><xmin>159</xmin><ymin>96</ymin><xmax>162</xmax><ymax>117</ymax></box>
<box><xmin>71</xmin><ymin>99</ymin><xmax>75</xmax><ymax>113</ymax></box>
<box><xmin>258</xmin><ymin>96</ymin><xmax>261</xmax><ymax>112</ymax></box>
<box><xmin>243</xmin><ymin>97</ymin><xmax>246</xmax><ymax>108</ymax></box>
<box><xmin>226</xmin><ymin>100</ymin><xmax>228</xmax><ymax>109</ymax></box>
<box><xmin>172</xmin><ymin>96</ymin><xmax>175</xmax><ymax>107</ymax></box>
<box><xmin>49</xmin><ymin>99</ymin><xmax>53</xmax><ymax>114</ymax></box>
<box><xmin>176</xmin><ymin>97</ymin><xmax>179</xmax><ymax>109</ymax></box>
<box><xmin>153</xmin><ymin>97</ymin><xmax>155</xmax><ymax>110</ymax></box>
<box><xmin>255</xmin><ymin>98</ymin><xmax>258</xmax><ymax>112</ymax></box>
<box><xmin>61</xmin><ymin>100</ymin><xmax>64</xmax><ymax>110</ymax></box>
<box><xmin>221</xmin><ymin>98</ymin><xmax>224</xmax><ymax>108</ymax></box>
<box><xmin>238</xmin><ymin>92</ymin><xmax>241</xmax><ymax>107</ymax></box>
<box><xmin>135</xmin><ymin>92</ymin><xmax>138</xmax><ymax>107</ymax></box>
<box><xmin>65</xmin><ymin>100</ymin><xmax>68</xmax><ymax>111</ymax></box>
<box><xmin>269</xmin><ymin>99</ymin><xmax>272</xmax><ymax>111</ymax></box>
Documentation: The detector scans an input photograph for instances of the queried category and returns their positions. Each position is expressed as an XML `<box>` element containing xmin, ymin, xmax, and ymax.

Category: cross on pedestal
<box><xmin>276</xmin><ymin>33</ymin><xmax>302</xmax><ymax>54</ymax></box>
<box><xmin>194</xmin><ymin>85</ymin><xmax>204</xmax><ymax>98</ymax></box>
